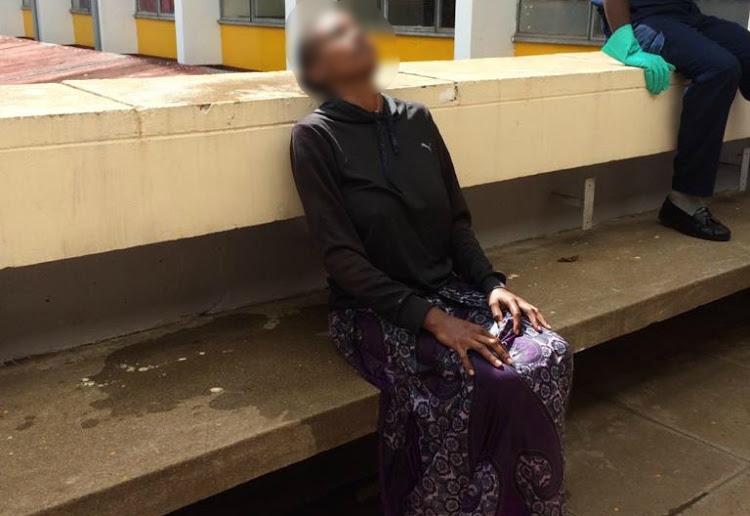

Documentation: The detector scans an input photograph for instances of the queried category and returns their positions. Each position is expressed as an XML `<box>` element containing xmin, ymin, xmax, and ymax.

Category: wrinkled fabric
<box><xmin>330</xmin><ymin>281</ymin><xmax>573</xmax><ymax>516</ymax></box>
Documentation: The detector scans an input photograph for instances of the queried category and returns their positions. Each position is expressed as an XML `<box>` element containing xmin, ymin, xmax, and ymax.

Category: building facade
<box><xmin>0</xmin><ymin>0</ymin><xmax>748</xmax><ymax>70</ymax></box>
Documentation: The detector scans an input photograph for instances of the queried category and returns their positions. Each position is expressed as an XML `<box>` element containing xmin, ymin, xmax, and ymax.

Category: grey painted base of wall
<box><xmin>1</xmin><ymin>146</ymin><xmax>746</xmax><ymax>362</ymax></box>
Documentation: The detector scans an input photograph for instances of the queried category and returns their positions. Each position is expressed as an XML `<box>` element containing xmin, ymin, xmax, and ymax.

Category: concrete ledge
<box><xmin>2</xmin><ymin>193</ymin><xmax>748</xmax><ymax>516</ymax></box>
<box><xmin>3</xmin><ymin>53</ymin><xmax>750</xmax><ymax>269</ymax></box>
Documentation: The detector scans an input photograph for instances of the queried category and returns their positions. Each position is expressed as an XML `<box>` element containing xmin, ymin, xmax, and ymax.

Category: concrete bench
<box><xmin>3</xmin><ymin>53</ymin><xmax>750</xmax><ymax>515</ymax></box>
<box><xmin>2</xmin><ymin>52</ymin><xmax>750</xmax><ymax>270</ymax></box>
<box><xmin>1</xmin><ymin>195</ymin><xmax>749</xmax><ymax>516</ymax></box>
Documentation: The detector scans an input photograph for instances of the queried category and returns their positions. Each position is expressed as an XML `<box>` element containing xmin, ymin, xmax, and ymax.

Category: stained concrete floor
<box><xmin>565</xmin><ymin>288</ymin><xmax>750</xmax><ymax>516</ymax></box>
<box><xmin>178</xmin><ymin>289</ymin><xmax>750</xmax><ymax>516</ymax></box>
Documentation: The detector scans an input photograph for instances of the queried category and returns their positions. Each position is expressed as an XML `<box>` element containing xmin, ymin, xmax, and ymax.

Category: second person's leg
<box><xmin>634</xmin><ymin>16</ymin><xmax>738</xmax><ymax>240</ymax></box>
<box><xmin>637</xmin><ymin>16</ymin><xmax>741</xmax><ymax>198</ymax></box>
<box><xmin>696</xmin><ymin>15</ymin><xmax>750</xmax><ymax>100</ymax></box>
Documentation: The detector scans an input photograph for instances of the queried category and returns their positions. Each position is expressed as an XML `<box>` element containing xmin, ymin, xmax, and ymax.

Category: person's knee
<box><xmin>738</xmin><ymin>61</ymin><xmax>750</xmax><ymax>100</ymax></box>
<box><xmin>703</xmin><ymin>54</ymin><xmax>742</xmax><ymax>87</ymax></box>
<box><xmin>552</xmin><ymin>336</ymin><xmax>573</xmax><ymax>365</ymax></box>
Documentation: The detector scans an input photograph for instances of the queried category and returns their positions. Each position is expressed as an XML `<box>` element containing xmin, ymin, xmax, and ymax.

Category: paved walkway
<box><xmin>567</xmin><ymin>288</ymin><xmax>750</xmax><ymax>516</ymax></box>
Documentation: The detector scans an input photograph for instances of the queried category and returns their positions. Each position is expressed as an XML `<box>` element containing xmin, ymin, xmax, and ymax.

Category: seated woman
<box><xmin>289</xmin><ymin>6</ymin><xmax>573</xmax><ymax>515</ymax></box>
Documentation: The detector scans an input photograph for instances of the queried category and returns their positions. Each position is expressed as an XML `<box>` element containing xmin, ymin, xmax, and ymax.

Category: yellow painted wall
<box><xmin>221</xmin><ymin>24</ymin><xmax>286</xmax><ymax>72</ymax></box>
<box><xmin>22</xmin><ymin>8</ymin><xmax>34</xmax><ymax>39</ymax></box>
<box><xmin>514</xmin><ymin>42</ymin><xmax>599</xmax><ymax>57</ymax></box>
<box><xmin>396</xmin><ymin>35</ymin><xmax>454</xmax><ymax>62</ymax></box>
<box><xmin>72</xmin><ymin>12</ymin><xmax>95</xmax><ymax>48</ymax></box>
<box><xmin>135</xmin><ymin>17</ymin><xmax>177</xmax><ymax>59</ymax></box>
<box><xmin>217</xmin><ymin>29</ymin><xmax>599</xmax><ymax>70</ymax></box>
<box><xmin>220</xmin><ymin>25</ymin><xmax>454</xmax><ymax>71</ymax></box>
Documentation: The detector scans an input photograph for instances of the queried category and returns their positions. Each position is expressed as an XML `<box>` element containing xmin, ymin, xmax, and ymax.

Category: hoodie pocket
<box><xmin>634</xmin><ymin>23</ymin><xmax>666</xmax><ymax>55</ymax></box>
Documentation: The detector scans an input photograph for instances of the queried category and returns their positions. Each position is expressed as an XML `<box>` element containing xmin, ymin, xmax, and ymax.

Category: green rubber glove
<box><xmin>602</xmin><ymin>24</ymin><xmax>675</xmax><ymax>95</ymax></box>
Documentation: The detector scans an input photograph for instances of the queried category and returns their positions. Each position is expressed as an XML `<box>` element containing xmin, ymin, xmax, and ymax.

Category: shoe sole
<box><xmin>659</xmin><ymin>218</ymin><xmax>732</xmax><ymax>242</ymax></box>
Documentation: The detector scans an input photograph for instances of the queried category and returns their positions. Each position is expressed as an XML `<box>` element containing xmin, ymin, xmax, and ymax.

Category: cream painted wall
<box><xmin>2</xmin><ymin>53</ymin><xmax>750</xmax><ymax>272</ymax></box>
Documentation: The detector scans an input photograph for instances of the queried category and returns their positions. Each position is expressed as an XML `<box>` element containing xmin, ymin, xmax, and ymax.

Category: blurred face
<box><xmin>306</xmin><ymin>9</ymin><xmax>379</xmax><ymax>95</ymax></box>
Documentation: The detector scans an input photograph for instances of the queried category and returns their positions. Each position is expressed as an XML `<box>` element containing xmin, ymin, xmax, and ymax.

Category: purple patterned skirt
<box><xmin>329</xmin><ymin>281</ymin><xmax>573</xmax><ymax>516</ymax></box>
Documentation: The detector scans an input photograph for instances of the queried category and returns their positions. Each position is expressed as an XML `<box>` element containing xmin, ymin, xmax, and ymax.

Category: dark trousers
<box><xmin>635</xmin><ymin>11</ymin><xmax>750</xmax><ymax>196</ymax></box>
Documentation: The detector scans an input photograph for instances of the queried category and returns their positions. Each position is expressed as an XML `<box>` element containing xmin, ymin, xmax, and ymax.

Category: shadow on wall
<box><xmin>0</xmin><ymin>217</ymin><xmax>324</xmax><ymax>361</ymax></box>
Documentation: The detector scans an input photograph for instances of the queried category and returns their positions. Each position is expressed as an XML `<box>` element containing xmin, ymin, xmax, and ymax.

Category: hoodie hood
<box><xmin>316</xmin><ymin>94</ymin><xmax>405</xmax><ymax>123</ymax></box>
<box><xmin>317</xmin><ymin>95</ymin><xmax>403</xmax><ymax>191</ymax></box>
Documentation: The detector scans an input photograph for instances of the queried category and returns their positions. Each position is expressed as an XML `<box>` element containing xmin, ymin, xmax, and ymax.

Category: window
<box><xmin>136</xmin><ymin>0</ymin><xmax>175</xmax><ymax>18</ymax></box>
<box><xmin>517</xmin><ymin>0</ymin><xmax>601</xmax><ymax>44</ymax></box>
<box><xmin>71</xmin><ymin>0</ymin><xmax>91</xmax><ymax>13</ymax></box>
<box><xmin>377</xmin><ymin>0</ymin><xmax>455</xmax><ymax>33</ymax></box>
<box><xmin>516</xmin><ymin>0</ymin><xmax>749</xmax><ymax>45</ymax></box>
<box><xmin>695</xmin><ymin>0</ymin><xmax>750</xmax><ymax>26</ymax></box>
<box><xmin>21</xmin><ymin>0</ymin><xmax>31</xmax><ymax>9</ymax></box>
<box><xmin>220</xmin><ymin>0</ymin><xmax>285</xmax><ymax>24</ymax></box>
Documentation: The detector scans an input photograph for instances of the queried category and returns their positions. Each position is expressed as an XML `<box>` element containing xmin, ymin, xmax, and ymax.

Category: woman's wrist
<box><xmin>422</xmin><ymin>306</ymin><xmax>447</xmax><ymax>333</ymax></box>
<box><xmin>487</xmin><ymin>283</ymin><xmax>507</xmax><ymax>300</ymax></box>
<box><xmin>481</xmin><ymin>274</ymin><xmax>508</xmax><ymax>295</ymax></box>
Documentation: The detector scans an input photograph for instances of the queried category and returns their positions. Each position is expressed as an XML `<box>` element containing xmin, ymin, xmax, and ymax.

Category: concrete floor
<box><xmin>566</xmin><ymin>288</ymin><xmax>750</xmax><ymax>516</ymax></box>
<box><xmin>179</xmin><ymin>289</ymin><xmax>750</xmax><ymax>516</ymax></box>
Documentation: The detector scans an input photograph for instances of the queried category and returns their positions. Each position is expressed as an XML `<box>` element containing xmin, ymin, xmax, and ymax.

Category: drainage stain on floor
<box><xmin>86</xmin><ymin>305</ymin><xmax>331</xmax><ymax>419</ymax></box>
<box><xmin>14</xmin><ymin>416</ymin><xmax>35</xmax><ymax>432</ymax></box>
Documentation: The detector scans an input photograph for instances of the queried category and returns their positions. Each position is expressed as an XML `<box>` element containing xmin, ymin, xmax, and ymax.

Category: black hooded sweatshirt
<box><xmin>290</xmin><ymin>95</ymin><xmax>506</xmax><ymax>333</ymax></box>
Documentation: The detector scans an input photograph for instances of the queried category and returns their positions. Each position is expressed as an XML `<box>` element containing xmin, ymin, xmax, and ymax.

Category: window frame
<box><xmin>514</xmin><ymin>1</ymin><xmax>604</xmax><ymax>47</ymax></box>
<box><xmin>135</xmin><ymin>0</ymin><xmax>175</xmax><ymax>20</ymax></box>
<box><xmin>70</xmin><ymin>0</ymin><xmax>92</xmax><ymax>15</ymax></box>
<box><xmin>382</xmin><ymin>0</ymin><xmax>455</xmax><ymax>36</ymax></box>
<box><xmin>217</xmin><ymin>0</ymin><xmax>456</xmax><ymax>35</ymax></box>
<box><xmin>219</xmin><ymin>0</ymin><xmax>286</xmax><ymax>27</ymax></box>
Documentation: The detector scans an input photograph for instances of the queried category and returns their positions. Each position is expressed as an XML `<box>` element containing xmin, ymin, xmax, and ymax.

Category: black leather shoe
<box><xmin>659</xmin><ymin>197</ymin><xmax>731</xmax><ymax>242</ymax></box>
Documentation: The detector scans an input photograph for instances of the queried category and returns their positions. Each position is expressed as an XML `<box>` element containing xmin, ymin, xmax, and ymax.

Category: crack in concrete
<box><xmin>666</xmin><ymin>491</ymin><xmax>709</xmax><ymax>515</ymax></box>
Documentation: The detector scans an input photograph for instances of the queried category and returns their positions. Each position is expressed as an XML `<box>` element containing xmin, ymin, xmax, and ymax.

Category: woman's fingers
<box><xmin>488</xmin><ymin>339</ymin><xmax>513</xmax><ymax>365</ymax></box>
<box><xmin>517</xmin><ymin>299</ymin><xmax>552</xmax><ymax>331</ymax></box>
<box><xmin>507</xmin><ymin>299</ymin><xmax>523</xmax><ymax>335</ymax></box>
<box><xmin>537</xmin><ymin>310</ymin><xmax>552</xmax><ymax>330</ymax></box>
<box><xmin>521</xmin><ymin>302</ymin><xmax>541</xmax><ymax>332</ymax></box>
<box><xmin>457</xmin><ymin>348</ymin><xmax>475</xmax><ymax>376</ymax></box>
<box><xmin>489</xmin><ymin>300</ymin><xmax>504</xmax><ymax>322</ymax></box>
<box><xmin>477</xmin><ymin>329</ymin><xmax>513</xmax><ymax>366</ymax></box>
<box><xmin>469</xmin><ymin>340</ymin><xmax>503</xmax><ymax>368</ymax></box>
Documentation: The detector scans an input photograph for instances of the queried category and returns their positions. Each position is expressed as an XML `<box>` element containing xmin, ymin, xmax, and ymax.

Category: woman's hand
<box><xmin>423</xmin><ymin>307</ymin><xmax>513</xmax><ymax>376</ymax></box>
<box><xmin>488</xmin><ymin>287</ymin><xmax>551</xmax><ymax>335</ymax></box>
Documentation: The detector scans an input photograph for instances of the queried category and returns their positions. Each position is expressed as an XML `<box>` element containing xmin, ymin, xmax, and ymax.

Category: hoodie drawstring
<box><xmin>375</xmin><ymin>109</ymin><xmax>400</xmax><ymax>192</ymax></box>
<box><xmin>323</xmin><ymin>96</ymin><xmax>402</xmax><ymax>191</ymax></box>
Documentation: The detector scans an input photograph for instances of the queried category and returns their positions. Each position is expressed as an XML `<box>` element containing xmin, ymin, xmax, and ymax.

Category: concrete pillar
<box><xmin>94</xmin><ymin>0</ymin><xmax>138</xmax><ymax>54</ymax></box>
<box><xmin>454</xmin><ymin>0</ymin><xmax>516</xmax><ymax>59</ymax></box>
<box><xmin>285</xmin><ymin>0</ymin><xmax>303</xmax><ymax>70</ymax></box>
<box><xmin>0</xmin><ymin>0</ymin><xmax>25</xmax><ymax>36</ymax></box>
<box><xmin>174</xmin><ymin>0</ymin><xmax>222</xmax><ymax>65</ymax></box>
<box><xmin>35</xmin><ymin>0</ymin><xmax>75</xmax><ymax>44</ymax></box>
<box><xmin>285</xmin><ymin>0</ymin><xmax>301</xmax><ymax>17</ymax></box>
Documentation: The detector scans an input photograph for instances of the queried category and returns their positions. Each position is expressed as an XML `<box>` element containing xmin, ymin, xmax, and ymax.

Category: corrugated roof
<box><xmin>0</xmin><ymin>36</ymin><xmax>223</xmax><ymax>84</ymax></box>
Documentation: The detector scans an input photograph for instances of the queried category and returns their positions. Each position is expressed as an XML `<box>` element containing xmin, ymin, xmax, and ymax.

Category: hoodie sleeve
<box><xmin>290</xmin><ymin>122</ymin><xmax>433</xmax><ymax>333</ymax></box>
<box><xmin>426</xmin><ymin>110</ymin><xmax>507</xmax><ymax>294</ymax></box>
